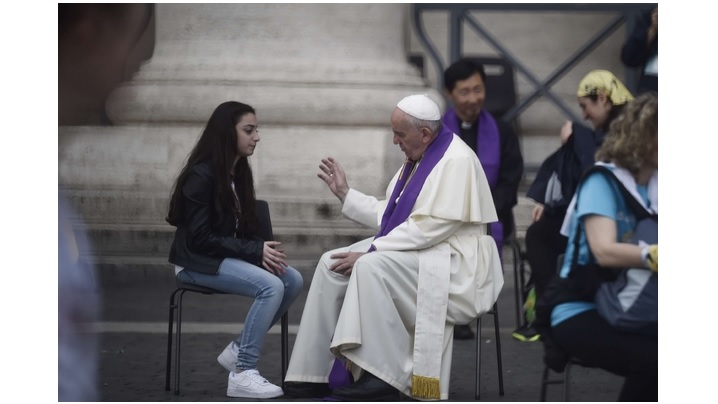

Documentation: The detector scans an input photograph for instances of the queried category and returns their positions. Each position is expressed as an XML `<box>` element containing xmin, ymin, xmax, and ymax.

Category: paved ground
<box><xmin>94</xmin><ymin>258</ymin><xmax>625</xmax><ymax>402</ymax></box>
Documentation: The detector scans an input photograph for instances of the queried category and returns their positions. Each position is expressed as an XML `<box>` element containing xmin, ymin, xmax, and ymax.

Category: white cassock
<box><xmin>285</xmin><ymin>134</ymin><xmax>504</xmax><ymax>400</ymax></box>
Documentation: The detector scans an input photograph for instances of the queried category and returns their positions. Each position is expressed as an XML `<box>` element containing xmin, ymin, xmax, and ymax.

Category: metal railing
<box><xmin>411</xmin><ymin>3</ymin><xmax>653</xmax><ymax>124</ymax></box>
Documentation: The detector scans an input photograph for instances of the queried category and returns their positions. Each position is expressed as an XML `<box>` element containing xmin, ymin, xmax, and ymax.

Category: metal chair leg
<box><xmin>518</xmin><ymin>249</ymin><xmax>527</xmax><ymax>304</ymax></box>
<box><xmin>281</xmin><ymin>312</ymin><xmax>289</xmax><ymax>389</ymax></box>
<box><xmin>511</xmin><ymin>241</ymin><xmax>522</xmax><ymax>328</ymax></box>
<box><xmin>564</xmin><ymin>362</ymin><xmax>572</xmax><ymax>401</ymax></box>
<box><xmin>492</xmin><ymin>303</ymin><xmax>504</xmax><ymax>396</ymax></box>
<box><xmin>173</xmin><ymin>289</ymin><xmax>187</xmax><ymax>395</ymax></box>
<box><xmin>165</xmin><ymin>288</ymin><xmax>181</xmax><ymax>391</ymax></box>
<box><xmin>475</xmin><ymin>316</ymin><xmax>482</xmax><ymax>400</ymax></box>
<box><xmin>475</xmin><ymin>303</ymin><xmax>504</xmax><ymax>400</ymax></box>
<box><xmin>540</xmin><ymin>365</ymin><xmax>550</xmax><ymax>401</ymax></box>
<box><xmin>511</xmin><ymin>240</ymin><xmax>528</xmax><ymax>330</ymax></box>
<box><xmin>166</xmin><ymin>286</ymin><xmax>291</xmax><ymax>396</ymax></box>
<box><xmin>539</xmin><ymin>362</ymin><xmax>572</xmax><ymax>401</ymax></box>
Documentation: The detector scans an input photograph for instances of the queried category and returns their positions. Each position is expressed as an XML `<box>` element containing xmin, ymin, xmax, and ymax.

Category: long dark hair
<box><xmin>166</xmin><ymin>101</ymin><xmax>258</xmax><ymax>234</ymax></box>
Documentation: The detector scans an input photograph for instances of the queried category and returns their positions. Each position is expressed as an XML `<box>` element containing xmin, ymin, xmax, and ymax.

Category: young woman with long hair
<box><xmin>167</xmin><ymin>101</ymin><xmax>303</xmax><ymax>399</ymax></box>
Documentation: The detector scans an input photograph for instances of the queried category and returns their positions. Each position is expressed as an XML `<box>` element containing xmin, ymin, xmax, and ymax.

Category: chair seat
<box><xmin>175</xmin><ymin>278</ymin><xmax>226</xmax><ymax>295</ymax></box>
<box><xmin>165</xmin><ymin>200</ymin><xmax>289</xmax><ymax>396</ymax></box>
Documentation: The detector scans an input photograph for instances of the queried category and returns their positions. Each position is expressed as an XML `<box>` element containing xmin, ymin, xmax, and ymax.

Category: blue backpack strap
<box><xmin>578</xmin><ymin>165</ymin><xmax>655</xmax><ymax>221</ymax></box>
<box><xmin>566</xmin><ymin>165</ymin><xmax>656</xmax><ymax>296</ymax></box>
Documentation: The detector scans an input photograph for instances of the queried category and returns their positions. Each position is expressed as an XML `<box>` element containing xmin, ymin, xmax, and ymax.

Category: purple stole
<box><xmin>368</xmin><ymin>126</ymin><xmax>454</xmax><ymax>251</ymax></box>
<box><xmin>441</xmin><ymin>108</ymin><xmax>504</xmax><ymax>253</ymax></box>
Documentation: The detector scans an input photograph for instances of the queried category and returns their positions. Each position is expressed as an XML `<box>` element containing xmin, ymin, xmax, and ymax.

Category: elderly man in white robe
<box><xmin>283</xmin><ymin>94</ymin><xmax>504</xmax><ymax>401</ymax></box>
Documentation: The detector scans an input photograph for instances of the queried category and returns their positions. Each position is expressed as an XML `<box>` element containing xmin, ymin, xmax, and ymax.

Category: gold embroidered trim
<box><xmin>411</xmin><ymin>374</ymin><xmax>440</xmax><ymax>399</ymax></box>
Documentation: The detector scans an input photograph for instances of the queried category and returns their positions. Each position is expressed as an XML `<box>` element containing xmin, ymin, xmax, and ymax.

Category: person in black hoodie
<box><xmin>512</xmin><ymin>70</ymin><xmax>634</xmax><ymax>341</ymax></box>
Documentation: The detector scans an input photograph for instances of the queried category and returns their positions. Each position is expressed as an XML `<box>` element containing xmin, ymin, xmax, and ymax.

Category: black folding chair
<box><xmin>164</xmin><ymin>200</ymin><xmax>290</xmax><ymax>395</ymax></box>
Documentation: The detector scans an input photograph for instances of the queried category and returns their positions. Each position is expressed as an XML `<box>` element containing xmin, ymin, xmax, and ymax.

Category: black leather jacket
<box><xmin>168</xmin><ymin>161</ymin><xmax>264</xmax><ymax>274</ymax></box>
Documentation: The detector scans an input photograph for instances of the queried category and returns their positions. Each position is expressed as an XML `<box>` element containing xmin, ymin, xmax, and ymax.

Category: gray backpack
<box><xmin>593</xmin><ymin>172</ymin><xmax>657</xmax><ymax>337</ymax></box>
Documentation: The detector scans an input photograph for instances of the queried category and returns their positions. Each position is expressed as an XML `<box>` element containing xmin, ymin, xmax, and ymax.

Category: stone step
<box><xmin>89</xmin><ymin>245</ymin><xmax>524</xmax><ymax>289</ymax></box>
<box><xmin>63</xmin><ymin>187</ymin><xmax>535</xmax><ymax>231</ymax></box>
<box><xmin>61</xmin><ymin>189</ymin><xmax>353</xmax><ymax>225</ymax></box>
<box><xmin>80</xmin><ymin>222</ymin><xmax>373</xmax><ymax>258</ymax></box>
<box><xmin>90</xmin><ymin>255</ymin><xmax>321</xmax><ymax>289</ymax></box>
<box><xmin>65</xmin><ymin>186</ymin><xmax>537</xmax><ymax>275</ymax></box>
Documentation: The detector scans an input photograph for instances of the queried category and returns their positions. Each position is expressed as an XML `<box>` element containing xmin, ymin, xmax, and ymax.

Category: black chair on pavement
<box><xmin>472</xmin><ymin>223</ymin><xmax>505</xmax><ymax>400</ymax></box>
<box><xmin>538</xmin><ymin>254</ymin><xmax>594</xmax><ymax>401</ymax></box>
<box><xmin>503</xmin><ymin>212</ymin><xmax>530</xmax><ymax>329</ymax></box>
<box><xmin>540</xmin><ymin>356</ymin><xmax>591</xmax><ymax>402</ymax></box>
<box><xmin>475</xmin><ymin>302</ymin><xmax>504</xmax><ymax>400</ymax></box>
<box><xmin>164</xmin><ymin>199</ymin><xmax>290</xmax><ymax>395</ymax></box>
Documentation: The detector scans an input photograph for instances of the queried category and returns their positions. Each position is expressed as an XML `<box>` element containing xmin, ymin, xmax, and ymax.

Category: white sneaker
<box><xmin>217</xmin><ymin>341</ymin><xmax>239</xmax><ymax>373</ymax></box>
<box><xmin>227</xmin><ymin>369</ymin><xmax>284</xmax><ymax>399</ymax></box>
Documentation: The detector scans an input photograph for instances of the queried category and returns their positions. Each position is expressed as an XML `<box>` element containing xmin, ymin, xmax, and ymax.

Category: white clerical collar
<box><xmin>460</xmin><ymin>121</ymin><xmax>473</xmax><ymax>129</ymax></box>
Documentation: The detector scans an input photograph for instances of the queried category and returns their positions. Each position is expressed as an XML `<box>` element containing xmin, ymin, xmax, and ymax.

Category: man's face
<box><xmin>445</xmin><ymin>72</ymin><xmax>486</xmax><ymax>123</ymax></box>
<box><xmin>390</xmin><ymin>108</ymin><xmax>428</xmax><ymax>161</ymax></box>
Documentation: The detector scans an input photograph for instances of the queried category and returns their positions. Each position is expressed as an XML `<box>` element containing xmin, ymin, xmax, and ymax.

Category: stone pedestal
<box><xmin>104</xmin><ymin>3</ymin><xmax>442</xmax><ymax>197</ymax></box>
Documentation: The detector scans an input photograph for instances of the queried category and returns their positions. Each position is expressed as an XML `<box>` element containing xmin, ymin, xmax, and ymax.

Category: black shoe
<box><xmin>330</xmin><ymin>372</ymin><xmax>400</xmax><ymax>401</ymax></box>
<box><xmin>283</xmin><ymin>382</ymin><xmax>331</xmax><ymax>399</ymax></box>
<box><xmin>511</xmin><ymin>323</ymin><xmax>541</xmax><ymax>342</ymax></box>
<box><xmin>453</xmin><ymin>324</ymin><xmax>475</xmax><ymax>340</ymax></box>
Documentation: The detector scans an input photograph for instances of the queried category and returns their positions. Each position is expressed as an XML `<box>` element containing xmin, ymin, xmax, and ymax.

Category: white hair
<box><xmin>405</xmin><ymin>114</ymin><xmax>442</xmax><ymax>135</ymax></box>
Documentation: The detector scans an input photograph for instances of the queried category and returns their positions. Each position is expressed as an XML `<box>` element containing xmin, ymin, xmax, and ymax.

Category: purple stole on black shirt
<box><xmin>441</xmin><ymin>108</ymin><xmax>500</xmax><ymax>187</ymax></box>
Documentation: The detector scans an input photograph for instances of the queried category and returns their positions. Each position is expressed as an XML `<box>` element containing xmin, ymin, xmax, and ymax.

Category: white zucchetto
<box><xmin>396</xmin><ymin>94</ymin><xmax>441</xmax><ymax>121</ymax></box>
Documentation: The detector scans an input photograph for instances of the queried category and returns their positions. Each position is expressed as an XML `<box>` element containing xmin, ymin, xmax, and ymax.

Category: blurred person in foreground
<box><xmin>58</xmin><ymin>4</ymin><xmax>152</xmax><ymax>401</ymax></box>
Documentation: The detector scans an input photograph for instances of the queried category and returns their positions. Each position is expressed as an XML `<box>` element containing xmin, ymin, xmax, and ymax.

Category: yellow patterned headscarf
<box><xmin>577</xmin><ymin>70</ymin><xmax>634</xmax><ymax>106</ymax></box>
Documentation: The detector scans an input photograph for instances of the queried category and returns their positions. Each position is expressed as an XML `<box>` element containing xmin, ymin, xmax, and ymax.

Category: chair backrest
<box><xmin>256</xmin><ymin>199</ymin><xmax>273</xmax><ymax>241</ymax></box>
<box><xmin>464</xmin><ymin>55</ymin><xmax>517</xmax><ymax>120</ymax></box>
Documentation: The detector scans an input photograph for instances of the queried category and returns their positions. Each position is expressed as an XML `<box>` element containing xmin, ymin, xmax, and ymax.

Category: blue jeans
<box><xmin>177</xmin><ymin>258</ymin><xmax>303</xmax><ymax>370</ymax></box>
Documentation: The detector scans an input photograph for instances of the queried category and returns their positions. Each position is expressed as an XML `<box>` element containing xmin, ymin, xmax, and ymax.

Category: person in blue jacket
<box><xmin>550</xmin><ymin>92</ymin><xmax>658</xmax><ymax>401</ymax></box>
